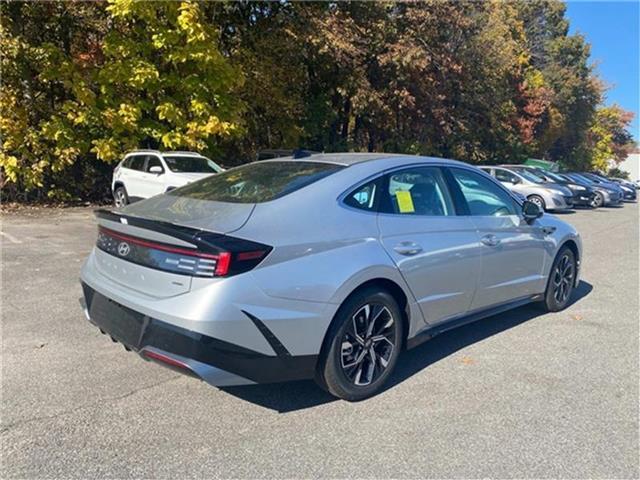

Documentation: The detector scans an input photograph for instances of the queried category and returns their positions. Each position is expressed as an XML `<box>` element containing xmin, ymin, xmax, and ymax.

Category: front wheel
<box><xmin>542</xmin><ymin>247</ymin><xmax>576</xmax><ymax>312</ymax></box>
<box><xmin>591</xmin><ymin>192</ymin><xmax>604</xmax><ymax>208</ymax></box>
<box><xmin>318</xmin><ymin>288</ymin><xmax>403</xmax><ymax>401</ymax></box>
<box><xmin>527</xmin><ymin>194</ymin><xmax>546</xmax><ymax>211</ymax></box>
<box><xmin>113</xmin><ymin>186</ymin><xmax>129</xmax><ymax>208</ymax></box>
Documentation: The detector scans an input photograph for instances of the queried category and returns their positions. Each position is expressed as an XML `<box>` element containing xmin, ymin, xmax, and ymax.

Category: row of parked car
<box><xmin>479</xmin><ymin>165</ymin><xmax>637</xmax><ymax>211</ymax></box>
<box><xmin>110</xmin><ymin>149</ymin><xmax>637</xmax><ymax>211</ymax></box>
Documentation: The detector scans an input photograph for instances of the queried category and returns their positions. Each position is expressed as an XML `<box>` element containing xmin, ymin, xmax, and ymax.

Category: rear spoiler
<box><xmin>94</xmin><ymin>209</ymin><xmax>272</xmax><ymax>277</ymax></box>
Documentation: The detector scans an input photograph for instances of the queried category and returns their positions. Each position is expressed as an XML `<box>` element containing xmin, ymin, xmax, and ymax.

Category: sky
<box><xmin>565</xmin><ymin>1</ymin><xmax>640</xmax><ymax>141</ymax></box>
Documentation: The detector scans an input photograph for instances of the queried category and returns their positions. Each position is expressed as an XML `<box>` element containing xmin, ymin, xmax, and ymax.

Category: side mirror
<box><xmin>522</xmin><ymin>200</ymin><xmax>543</xmax><ymax>222</ymax></box>
<box><xmin>149</xmin><ymin>165</ymin><xmax>164</xmax><ymax>175</ymax></box>
<box><xmin>511</xmin><ymin>177</ymin><xmax>521</xmax><ymax>185</ymax></box>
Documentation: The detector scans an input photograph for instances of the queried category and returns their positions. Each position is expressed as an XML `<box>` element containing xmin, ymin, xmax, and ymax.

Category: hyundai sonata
<box><xmin>80</xmin><ymin>154</ymin><xmax>582</xmax><ymax>400</ymax></box>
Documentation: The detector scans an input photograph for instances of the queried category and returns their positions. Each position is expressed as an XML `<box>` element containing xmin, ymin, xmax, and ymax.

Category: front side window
<box><xmin>128</xmin><ymin>155</ymin><xmax>146</xmax><ymax>171</ymax></box>
<box><xmin>168</xmin><ymin>161</ymin><xmax>343</xmax><ymax>203</ymax></box>
<box><xmin>381</xmin><ymin>167</ymin><xmax>453</xmax><ymax>216</ymax></box>
<box><xmin>146</xmin><ymin>156</ymin><xmax>164</xmax><ymax>172</ymax></box>
<box><xmin>494</xmin><ymin>168</ymin><xmax>519</xmax><ymax>184</ymax></box>
<box><xmin>163</xmin><ymin>155</ymin><xmax>223</xmax><ymax>174</ymax></box>
<box><xmin>449</xmin><ymin>168</ymin><xmax>518</xmax><ymax>217</ymax></box>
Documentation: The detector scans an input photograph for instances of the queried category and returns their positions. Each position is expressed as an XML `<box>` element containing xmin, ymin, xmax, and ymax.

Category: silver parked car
<box><xmin>80</xmin><ymin>154</ymin><xmax>582</xmax><ymax>400</ymax></box>
<box><xmin>480</xmin><ymin>166</ymin><xmax>574</xmax><ymax>211</ymax></box>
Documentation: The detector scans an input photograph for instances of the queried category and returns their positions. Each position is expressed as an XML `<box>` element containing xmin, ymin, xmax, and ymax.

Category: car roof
<box><xmin>125</xmin><ymin>150</ymin><xmax>204</xmax><ymax>157</ymax></box>
<box><xmin>258</xmin><ymin>152</ymin><xmax>470</xmax><ymax>168</ymax></box>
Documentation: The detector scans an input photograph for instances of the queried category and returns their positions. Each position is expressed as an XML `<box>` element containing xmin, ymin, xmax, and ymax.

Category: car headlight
<box><xmin>572</xmin><ymin>185</ymin><xmax>586</xmax><ymax>191</ymax></box>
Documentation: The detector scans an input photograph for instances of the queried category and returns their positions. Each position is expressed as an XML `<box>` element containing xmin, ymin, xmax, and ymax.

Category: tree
<box><xmin>1</xmin><ymin>0</ymin><xmax>243</xmax><ymax>200</ymax></box>
<box><xmin>583</xmin><ymin>105</ymin><xmax>635</xmax><ymax>171</ymax></box>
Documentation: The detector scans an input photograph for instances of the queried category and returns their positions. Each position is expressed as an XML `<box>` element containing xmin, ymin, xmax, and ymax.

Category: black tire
<box><xmin>527</xmin><ymin>194</ymin><xmax>546</xmax><ymax>211</ymax></box>
<box><xmin>113</xmin><ymin>186</ymin><xmax>129</xmax><ymax>208</ymax></box>
<box><xmin>317</xmin><ymin>287</ymin><xmax>404</xmax><ymax>401</ymax></box>
<box><xmin>541</xmin><ymin>247</ymin><xmax>576</xmax><ymax>312</ymax></box>
<box><xmin>591</xmin><ymin>192</ymin><xmax>604</xmax><ymax>208</ymax></box>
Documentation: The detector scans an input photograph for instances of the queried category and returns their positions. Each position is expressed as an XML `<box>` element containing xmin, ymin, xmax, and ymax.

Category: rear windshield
<box><xmin>167</xmin><ymin>161</ymin><xmax>343</xmax><ymax>203</ymax></box>
<box><xmin>163</xmin><ymin>155</ymin><xmax>222</xmax><ymax>173</ymax></box>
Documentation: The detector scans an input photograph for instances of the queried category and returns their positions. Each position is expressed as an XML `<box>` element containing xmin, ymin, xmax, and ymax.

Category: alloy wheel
<box><xmin>529</xmin><ymin>196</ymin><xmax>544</xmax><ymax>208</ymax></box>
<box><xmin>114</xmin><ymin>190</ymin><xmax>127</xmax><ymax>208</ymax></box>
<box><xmin>552</xmin><ymin>253</ymin><xmax>574</xmax><ymax>304</ymax></box>
<box><xmin>340</xmin><ymin>304</ymin><xmax>396</xmax><ymax>386</ymax></box>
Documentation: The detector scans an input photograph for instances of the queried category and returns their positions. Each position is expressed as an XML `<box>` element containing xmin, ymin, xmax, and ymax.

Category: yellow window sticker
<box><xmin>396</xmin><ymin>190</ymin><xmax>415</xmax><ymax>213</ymax></box>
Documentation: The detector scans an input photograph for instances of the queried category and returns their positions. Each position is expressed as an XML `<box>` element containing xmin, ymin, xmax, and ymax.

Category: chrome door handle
<box><xmin>393</xmin><ymin>242</ymin><xmax>423</xmax><ymax>256</ymax></box>
<box><xmin>480</xmin><ymin>234</ymin><xmax>500</xmax><ymax>247</ymax></box>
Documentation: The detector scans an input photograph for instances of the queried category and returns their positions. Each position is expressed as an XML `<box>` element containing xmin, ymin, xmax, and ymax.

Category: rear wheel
<box><xmin>541</xmin><ymin>247</ymin><xmax>576</xmax><ymax>312</ymax></box>
<box><xmin>527</xmin><ymin>194</ymin><xmax>546</xmax><ymax>211</ymax></box>
<box><xmin>318</xmin><ymin>287</ymin><xmax>403</xmax><ymax>401</ymax></box>
<box><xmin>114</xmin><ymin>186</ymin><xmax>129</xmax><ymax>208</ymax></box>
<box><xmin>591</xmin><ymin>192</ymin><xmax>604</xmax><ymax>208</ymax></box>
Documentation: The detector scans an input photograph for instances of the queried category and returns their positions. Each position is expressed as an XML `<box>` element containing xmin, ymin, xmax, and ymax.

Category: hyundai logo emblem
<box><xmin>117</xmin><ymin>242</ymin><xmax>131</xmax><ymax>257</ymax></box>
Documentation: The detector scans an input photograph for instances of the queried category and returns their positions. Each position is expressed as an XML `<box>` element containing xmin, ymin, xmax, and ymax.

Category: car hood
<box><xmin>542</xmin><ymin>183</ymin><xmax>573</xmax><ymax>196</ymax></box>
<box><xmin>121</xmin><ymin>194</ymin><xmax>255</xmax><ymax>234</ymax></box>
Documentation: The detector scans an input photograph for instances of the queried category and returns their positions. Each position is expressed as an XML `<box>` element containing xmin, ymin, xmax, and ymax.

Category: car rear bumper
<box><xmin>81</xmin><ymin>282</ymin><xmax>319</xmax><ymax>386</ymax></box>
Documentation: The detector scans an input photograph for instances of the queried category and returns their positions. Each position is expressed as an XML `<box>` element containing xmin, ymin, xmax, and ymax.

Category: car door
<box><xmin>140</xmin><ymin>154</ymin><xmax>167</xmax><ymax>197</ymax></box>
<box><xmin>123</xmin><ymin>155</ymin><xmax>148</xmax><ymax>200</ymax></box>
<box><xmin>446</xmin><ymin>167</ymin><xmax>548</xmax><ymax>311</ymax></box>
<box><xmin>493</xmin><ymin>167</ymin><xmax>529</xmax><ymax>197</ymax></box>
<box><xmin>376</xmin><ymin>166</ymin><xmax>482</xmax><ymax>326</ymax></box>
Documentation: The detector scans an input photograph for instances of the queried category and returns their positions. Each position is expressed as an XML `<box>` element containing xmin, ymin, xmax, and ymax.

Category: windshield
<box><xmin>167</xmin><ymin>161</ymin><xmax>344</xmax><ymax>203</ymax></box>
<box><xmin>543</xmin><ymin>171</ymin><xmax>566</xmax><ymax>183</ymax></box>
<box><xmin>163</xmin><ymin>155</ymin><xmax>223</xmax><ymax>173</ymax></box>
<box><xmin>513</xmin><ymin>168</ymin><xmax>545</xmax><ymax>183</ymax></box>
<box><xmin>567</xmin><ymin>174</ymin><xmax>593</xmax><ymax>186</ymax></box>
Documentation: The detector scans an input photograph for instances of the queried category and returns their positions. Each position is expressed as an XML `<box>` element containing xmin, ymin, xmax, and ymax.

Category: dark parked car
<box><xmin>583</xmin><ymin>173</ymin><xmax>636</xmax><ymax>202</ymax></box>
<box><xmin>562</xmin><ymin>173</ymin><xmax>623</xmax><ymax>207</ymax></box>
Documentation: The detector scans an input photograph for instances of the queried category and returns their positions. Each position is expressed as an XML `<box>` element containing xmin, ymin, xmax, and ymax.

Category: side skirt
<box><xmin>406</xmin><ymin>295</ymin><xmax>541</xmax><ymax>350</ymax></box>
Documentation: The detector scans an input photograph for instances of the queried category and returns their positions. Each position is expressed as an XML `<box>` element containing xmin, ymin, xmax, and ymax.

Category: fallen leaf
<box><xmin>460</xmin><ymin>356</ymin><xmax>475</xmax><ymax>365</ymax></box>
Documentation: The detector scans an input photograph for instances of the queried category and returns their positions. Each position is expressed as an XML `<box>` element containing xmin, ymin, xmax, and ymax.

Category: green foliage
<box><xmin>0</xmin><ymin>0</ymin><xmax>635</xmax><ymax>201</ymax></box>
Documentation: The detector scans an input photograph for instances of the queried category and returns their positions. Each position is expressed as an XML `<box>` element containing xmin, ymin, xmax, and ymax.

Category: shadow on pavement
<box><xmin>221</xmin><ymin>280</ymin><xmax>593</xmax><ymax>413</ymax></box>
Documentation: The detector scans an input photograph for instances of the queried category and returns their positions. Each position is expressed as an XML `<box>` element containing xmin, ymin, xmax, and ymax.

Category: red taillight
<box><xmin>236</xmin><ymin>250</ymin><xmax>267</xmax><ymax>261</ymax></box>
<box><xmin>214</xmin><ymin>252</ymin><xmax>232</xmax><ymax>276</ymax></box>
<box><xmin>142</xmin><ymin>349</ymin><xmax>190</xmax><ymax>370</ymax></box>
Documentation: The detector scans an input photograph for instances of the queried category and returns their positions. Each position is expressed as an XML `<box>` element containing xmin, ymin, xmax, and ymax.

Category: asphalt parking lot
<box><xmin>1</xmin><ymin>203</ymin><xmax>638</xmax><ymax>478</ymax></box>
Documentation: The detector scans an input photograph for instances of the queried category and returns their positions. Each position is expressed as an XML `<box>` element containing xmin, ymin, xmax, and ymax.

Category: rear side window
<box><xmin>168</xmin><ymin>161</ymin><xmax>343</xmax><ymax>203</ymax></box>
<box><xmin>344</xmin><ymin>181</ymin><xmax>378</xmax><ymax>211</ymax></box>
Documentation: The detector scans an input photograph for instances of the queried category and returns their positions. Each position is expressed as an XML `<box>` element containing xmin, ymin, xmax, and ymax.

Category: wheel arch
<box><xmin>316</xmin><ymin>277</ymin><xmax>413</xmax><ymax>380</ymax></box>
<box><xmin>560</xmin><ymin>238</ymin><xmax>581</xmax><ymax>287</ymax></box>
<box><xmin>113</xmin><ymin>181</ymin><xmax>126</xmax><ymax>193</ymax></box>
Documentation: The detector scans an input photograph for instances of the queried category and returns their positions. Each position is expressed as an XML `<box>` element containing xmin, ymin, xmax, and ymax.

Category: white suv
<box><xmin>112</xmin><ymin>150</ymin><xmax>223</xmax><ymax>207</ymax></box>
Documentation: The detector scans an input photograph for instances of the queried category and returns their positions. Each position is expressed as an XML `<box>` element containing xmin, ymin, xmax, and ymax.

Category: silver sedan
<box><xmin>80</xmin><ymin>154</ymin><xmax>582</xmax><ymax>400</ymax></box>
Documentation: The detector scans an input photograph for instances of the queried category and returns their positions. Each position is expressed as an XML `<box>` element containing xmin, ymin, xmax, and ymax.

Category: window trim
<box><xmin>339</xmin><ymin>163</ymin><xmax>465</xmax><ymax>217</ymax></box>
